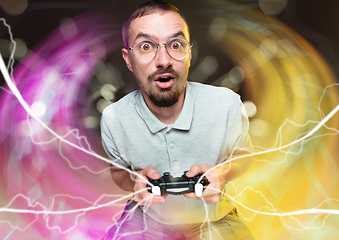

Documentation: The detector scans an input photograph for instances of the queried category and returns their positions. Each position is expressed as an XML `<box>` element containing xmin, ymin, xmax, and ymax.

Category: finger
<box><xmin>186</xmin><ymin>165</ymin><xmax>202</xmax><ymax>177</ymax></box>
<box><xmin>183</xmin><ymin>192</ymin><xmax>199</xmax><ymax>200</ymax></box>
<box><xmin>152</xmin><ymin>195</ymin><xmax>166</xmax><ymax>204</ymax></box>
<box><xmin>133</xmin><ymin>173</ymin><xmax>148</xmax><ymax>188</ymax></box>
<box><xmin>143</xmin><ymin>166</ymin><xmax>161</xmax><ymax>180</ymax></box>
<box><xmin>135</xmin><ymin>192</ymin><xmax>166</xmax><ymax>206</ymax></box>
<box><xmin>183</xmin><ymin>191</ymin><xmax>219</xmax><ymax>203</ymax></box>
<box><xmin>201</xmin><ymin>186</ymin><xmax>222</xmax><ymax>202</ymax></box>
<box><xmin>134</xmin><ymin>168</ymin><xmax>158</xmax><ymax>187</ymax></box>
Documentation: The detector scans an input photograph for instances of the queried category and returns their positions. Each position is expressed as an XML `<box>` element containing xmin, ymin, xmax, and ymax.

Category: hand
<box><xmin>183</xmin><ymin>164</ymin><xmax>226</xmax><ymax>203</ymax></box>
<box><xmin>132</xmin><ymin>166</ymin><xmax>168</xmax><ymax>206</ymax></box>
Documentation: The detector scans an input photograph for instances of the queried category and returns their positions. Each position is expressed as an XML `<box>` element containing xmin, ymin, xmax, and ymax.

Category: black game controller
<box><xmin>147</xmin><ymin>171</ymin><xmax>209</xmax><ymax>197</ymax></box>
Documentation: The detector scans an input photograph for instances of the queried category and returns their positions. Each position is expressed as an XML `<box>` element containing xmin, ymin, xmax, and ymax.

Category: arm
<box><xmin>184</xmin><ymin>150</ymin><xmax>253</xmax><ymax>203</ymax></box>
<box><xmin>217</xmin><ymin>150</ymin><xmax>253</xmax><ymax>183</ymax></box>
<box><xmin>110</xmin><ymin>165</ymin><xmax>134</xmax><ymax>192</ymax></box>
<box><xmin>184</xmin><ymin>95</ymin><xmax>253</xmax><ymax>202</ymax></box>
<box><xmin>100</xmin><ymin>108</ymin><xmax>168</xmax><ymax>205</ymax></box>
<box><xmin>110</xmin><ymin>164</ymin><xmax>168</xmax><ymax>206</ymax></box>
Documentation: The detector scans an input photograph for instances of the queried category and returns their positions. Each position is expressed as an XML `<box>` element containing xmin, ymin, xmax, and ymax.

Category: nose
<box><xmin>155</xmin><ymin>44</ymin><xmax>172</xmax><ymax>68</ymax></box>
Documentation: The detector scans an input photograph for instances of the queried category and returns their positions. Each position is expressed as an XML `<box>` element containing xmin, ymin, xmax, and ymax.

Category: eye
<box><xmin>140</xmin><ymin>42</ymin><xmax>153</xmax><ymax>51</ymax></box>
<box><xmin>171</xmin><ymin>41</ymin><xmax>182</xmax><ymax>50</ymax></box>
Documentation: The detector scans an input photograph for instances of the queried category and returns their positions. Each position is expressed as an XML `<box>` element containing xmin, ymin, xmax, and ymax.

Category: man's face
<box><xmin>122</xmin><ymin>11</ymin><xmax>191</xmax><ymax>108</ymax></box>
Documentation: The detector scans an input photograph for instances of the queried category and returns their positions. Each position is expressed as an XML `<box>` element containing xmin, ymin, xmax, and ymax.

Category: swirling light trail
<box><xmin>0</xmin><ymin>0</ymin><xmax>339</xmax><ymax>239</ymax></box>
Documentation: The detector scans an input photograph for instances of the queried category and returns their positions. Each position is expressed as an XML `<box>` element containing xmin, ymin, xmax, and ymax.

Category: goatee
<box><xmin>147</xmin><ymin>67</ymin><xmax>182</xmax><ymax>107</ymax></box>
<box><xmin>148</xmin><ymin>89</ymin><xmax>181</xmax><ymax>108</ymax></box>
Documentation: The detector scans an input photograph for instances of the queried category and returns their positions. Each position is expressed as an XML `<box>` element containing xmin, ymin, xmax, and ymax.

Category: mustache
<box><xmin>148</xmin><ymin>68</ymin><xmax>180</xmax><ymax>80</ymax></box>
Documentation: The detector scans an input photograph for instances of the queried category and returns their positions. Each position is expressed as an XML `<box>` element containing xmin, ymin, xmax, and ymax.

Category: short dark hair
<box><xmin>122</xmin><ymin>0</ymin><xmax>190</xmax><ymax>48</ymax></box>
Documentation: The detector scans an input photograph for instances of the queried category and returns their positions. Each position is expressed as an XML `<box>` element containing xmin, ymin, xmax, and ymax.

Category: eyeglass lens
<box><xmin>132</xmin><ymin>38</ymin><xmax>190</xmax><ymax>62</ymax></box>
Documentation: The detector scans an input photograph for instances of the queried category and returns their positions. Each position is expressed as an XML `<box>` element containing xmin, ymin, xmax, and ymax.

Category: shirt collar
<box><xmin>134</xmin><ymin>82</ymin><xmax>195</xmax><ymax>134</ymax></box>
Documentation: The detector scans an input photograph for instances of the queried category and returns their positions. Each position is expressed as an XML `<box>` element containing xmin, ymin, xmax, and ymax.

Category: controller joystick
<box><xmin>147</xmin><ymin>171</ymin><xmax>209</xmax><ymax>197</ymax></box>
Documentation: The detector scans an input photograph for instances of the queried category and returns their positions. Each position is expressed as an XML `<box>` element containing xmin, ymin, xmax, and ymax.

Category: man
<box><xmin>101</xmin><ymin>0</ymin><xmax>254</xmax><ymax>239</ymax></box>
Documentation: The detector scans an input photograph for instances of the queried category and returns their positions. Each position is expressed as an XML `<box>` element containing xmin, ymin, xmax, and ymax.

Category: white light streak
<box><xmin>1</xmin><ymin>17</ymin><xmax>339</xmax><ymax>239</ymax></box>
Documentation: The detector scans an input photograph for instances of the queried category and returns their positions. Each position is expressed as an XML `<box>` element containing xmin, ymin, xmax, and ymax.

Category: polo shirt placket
<box><xmin>162</xmin><ymin>125</ymin><xmax>181</xmax><ymax>176</ymax></box>
<box><xmin>135</xmin><ymin>83</ymin><xmax>195</xmax><ymax>176</ymax></box>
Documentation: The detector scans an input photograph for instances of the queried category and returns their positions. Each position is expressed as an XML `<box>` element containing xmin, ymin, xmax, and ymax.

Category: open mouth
<box><xmin>157</xmin><ymin>77</ymin><xmax>174</xmax><ymax>83</ymax></box>
<box><xmin>154</xmin><ymin>75</ymin><xmax>175</xmax><ymax>88</ymax></box>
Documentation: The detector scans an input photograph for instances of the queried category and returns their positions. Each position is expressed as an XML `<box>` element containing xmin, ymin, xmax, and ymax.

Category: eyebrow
<box><xmin>134</xmin><ymin>33</ymin><xmax>153</xmax><ymax>42</ymax></box>
<box><xmin>133</xmin><ymin>31</ymin><xmax>187</xmax><ymax>43</ymax></box>
<box><xmin>171</xmin><ymin>31</ymin><xmax>186</xmax><ymax>39</ymax></box>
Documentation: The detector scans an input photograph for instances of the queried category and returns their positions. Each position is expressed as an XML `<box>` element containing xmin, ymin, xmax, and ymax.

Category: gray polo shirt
<box><xmin>101</xmin><ymin>81</ymin><xmax>250</xmax><ymax>224</ymax></box>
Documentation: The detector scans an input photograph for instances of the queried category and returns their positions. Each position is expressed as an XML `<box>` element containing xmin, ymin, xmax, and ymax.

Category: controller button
<box><xmin>195</xmin><ymin>183</ymin><xmax>204</xmax><ymax>197</ymax></box>
<box><xmin>152</xmin><ymin>186</ymin><xmax>161</xmax><ymax>196</ymax></box>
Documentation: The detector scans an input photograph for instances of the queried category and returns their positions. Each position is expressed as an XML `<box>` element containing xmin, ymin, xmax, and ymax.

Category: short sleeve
<box><xmin>228</xmin><ymin>97</ymin><xmax>252</xmax><ymax>155</ymax></box>
<box><xmin>100</xmin><ymin>109</ymin><xmax>131</xmax><ymax>169</ymax></box>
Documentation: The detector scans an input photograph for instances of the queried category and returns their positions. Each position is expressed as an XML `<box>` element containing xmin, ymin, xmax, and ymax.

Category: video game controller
<box><xmin>147</xmin><ymin>171</ymin><xmax>209</xmax><ymax>197</ymax></box>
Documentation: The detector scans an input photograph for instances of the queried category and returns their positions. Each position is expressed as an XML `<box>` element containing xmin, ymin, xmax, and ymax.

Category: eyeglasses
<box><xmin>128</xmin><ymin>37</ymin><xmax>192</xmax><ymax>62</ymax></box>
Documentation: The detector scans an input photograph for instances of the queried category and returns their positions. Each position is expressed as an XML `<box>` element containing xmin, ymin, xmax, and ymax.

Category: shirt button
<box><xmin>173</xmin><ymin>160</ymin><xmax>178</xmax><ymax>166</ymax></box>
<box><xmin>170</xmin><ymin>143</ymin><xmax>175</xmax><ymax>149</ymax></box>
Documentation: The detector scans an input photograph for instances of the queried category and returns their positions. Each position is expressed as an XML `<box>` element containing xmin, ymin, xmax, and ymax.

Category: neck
<box><xmin>142</xmin><ymin>90</ymin><xmax>186</xmax><ymax>125</ymax></box>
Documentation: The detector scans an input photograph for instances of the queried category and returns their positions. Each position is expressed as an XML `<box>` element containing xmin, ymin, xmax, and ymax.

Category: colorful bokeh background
<box><xmin>0</xmin><ymin>0</ymin><xmax>339</xmax><ymax>239</ymax></box>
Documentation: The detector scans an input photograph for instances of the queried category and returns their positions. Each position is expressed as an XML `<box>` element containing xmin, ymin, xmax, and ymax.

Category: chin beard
<box><xmin>148</xmin><ymin>90</ymin><xmax>181</xmax><ymax>108</ymax></box>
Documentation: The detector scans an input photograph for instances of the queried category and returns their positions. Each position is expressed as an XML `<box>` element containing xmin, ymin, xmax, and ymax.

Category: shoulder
<box><xmin>102</xmin><ymin>90</ymin><xmax>138</xmax><ymax>116</ymax></box>
<box><xmin>101</xmin><ymin>90</ymin><xmax>139</xmax><ymax>125</ymax></box>
<box><xmin>188</xmin><ymin>82</ymin><xmax>241</xmax><ymax>106</ymax></box>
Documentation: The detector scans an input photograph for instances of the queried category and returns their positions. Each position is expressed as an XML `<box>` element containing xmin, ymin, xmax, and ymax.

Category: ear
<box><xmin>122</xmin><ymin>48</ymin><xmax>133</xmax><ymax>72</ymax></box>
<box><xmin>188</xmin><ymin>48</ymin><xmax>192</xmax><ymax>67</ymax></box>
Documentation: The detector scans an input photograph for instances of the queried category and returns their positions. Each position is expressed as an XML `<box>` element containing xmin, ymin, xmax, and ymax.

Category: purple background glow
<box><xmin>0</xmin><ymin>0</ymin><xmax>339</xmax><ymax>239</ymax></box>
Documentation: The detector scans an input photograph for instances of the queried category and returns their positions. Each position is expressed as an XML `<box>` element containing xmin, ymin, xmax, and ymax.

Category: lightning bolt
<box><xmin>1</xmin><ymin>15</ymin><xmax>339</xmax><ymax>240</ymax></box>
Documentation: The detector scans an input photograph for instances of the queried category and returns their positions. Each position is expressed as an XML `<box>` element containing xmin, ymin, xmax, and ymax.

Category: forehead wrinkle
<box><xmin>129</xmin><ymin>12</ymin><xmax>190</xmax><ymax>46</ymax></box>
